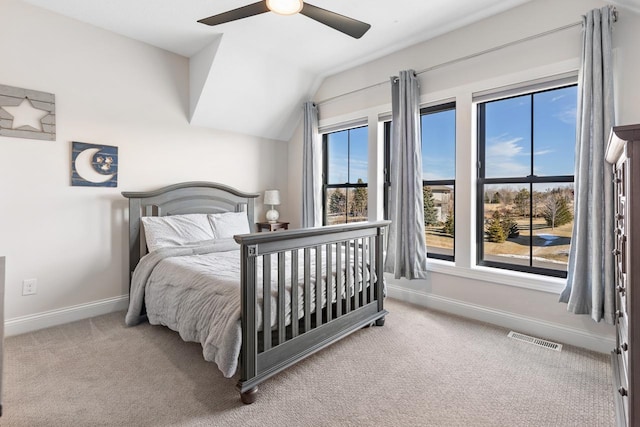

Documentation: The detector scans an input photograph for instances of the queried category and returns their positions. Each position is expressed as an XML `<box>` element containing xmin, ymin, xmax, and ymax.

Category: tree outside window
<box><xmin>421</xmin><ymin>103</ymin><xmax>456</xmax><ymax>261</ymax></box>
<box><xmin>323</xmin><ymin>126</ymin><xmax>368</xmax><ymax>225</ymax></box>
<box><xmin>477</xmin><ymin>84</ymin><xmax>577</xmax><ymax>277</ymax></box>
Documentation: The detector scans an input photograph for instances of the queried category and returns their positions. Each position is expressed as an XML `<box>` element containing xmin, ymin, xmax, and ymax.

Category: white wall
<box><xmin>0</xmin><ymin>0</ymin><xmax>288</xmax><ymax>328</ymax></box>
<box><xmin>289</xmin><ymin>0</ymin><xmax>640</xmax><ymax>351</ymax></box>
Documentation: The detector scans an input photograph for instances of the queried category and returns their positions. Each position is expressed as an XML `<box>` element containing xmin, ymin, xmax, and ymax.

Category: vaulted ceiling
<box><xmin>21</xmin><ymin>0</ymin><xmax>640</xmax><ymax>141</ymax></box>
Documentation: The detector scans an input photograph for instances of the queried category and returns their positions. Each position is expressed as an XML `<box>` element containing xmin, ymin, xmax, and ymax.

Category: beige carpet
<box><xmin>3</xmin><ymin>299</ymin><xmax>613</xmax><ymax>426</ymax></box>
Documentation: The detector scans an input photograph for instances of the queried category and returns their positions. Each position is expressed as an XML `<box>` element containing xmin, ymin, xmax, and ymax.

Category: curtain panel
<box><xmin>302</xmin><ymin>101</ymin><xmax>322</xmax><ymax>228</ymax></box>
<box><xmin>560</xmin><ymin>6</ymin><xmax>616</xmax><ymax>323</ymax></box>
<box><xmin>384</xmin><ymin>70</ymin><xmax>428</xmax><ymax>279</ymax></box>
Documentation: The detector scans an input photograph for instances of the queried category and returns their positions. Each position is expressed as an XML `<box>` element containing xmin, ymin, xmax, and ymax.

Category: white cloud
<box><xmin>555</xmin><ymin>106</ymin><xmax>577</xmax><ymax>125</ymax></box>
<box><xmin>485</xmin><ymin>135</ymin><xmax>529</xmax><ymax>177</ymax></box>
<box><xmin>534</xmin><ymin>149</ymin><xmax>554</xmax><ymax>156</ymax></box>
<box><xmin>486</xmin><ymin>136</ymin><xmax>525</xmax><ymax>158</ymax></box>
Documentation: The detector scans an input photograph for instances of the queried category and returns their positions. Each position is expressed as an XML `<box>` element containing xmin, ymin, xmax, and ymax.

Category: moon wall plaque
<box><xmin>71</xmin><ymin>141</ymin><xmax>118</xmax><ymax>187</ymax></box>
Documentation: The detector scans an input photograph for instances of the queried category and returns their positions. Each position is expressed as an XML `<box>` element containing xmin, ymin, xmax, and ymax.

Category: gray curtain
<box><xmin>384</xmin><ymin>70</ymin><xmax>428</xmax><ymax>279</ymax></box>
<box><xmin>560</xmin><ymin>6</ymin><xmax>615</xmax><ymax>323</ymax></box>
<box><xmin>302</xmin><ymin>101</ymin><xmax>321</xmax><ymax>228</ymax></box>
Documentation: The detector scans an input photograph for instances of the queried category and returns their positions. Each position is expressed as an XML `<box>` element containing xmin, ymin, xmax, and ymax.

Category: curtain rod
<box><xmin>317</xmin><ymin>8</ymin><xmax>617</xmax><ymax>106</ymax></box>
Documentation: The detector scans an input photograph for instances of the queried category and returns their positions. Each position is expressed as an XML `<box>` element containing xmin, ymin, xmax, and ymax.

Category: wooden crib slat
<box><xmin>376</xmin><ymin>227</ymin><xmax>385</xmax><ymax>313</ymax></box>
<box><xmin>291</xmin><ymin>249</ymin><xmax>299</xmax><ymax>338</ymax></box>
<box><xmin>345</xmin><ymin>241</ymin><xmax>351</xmax><ymax>314</ymax></box>
<box><xmin>277</xmin><ymin>252</ymin><xmax>286</xmax><ymax>345</ymax></box>
<box><xmin>359</xmin><ymin>238</ymin><xmax>365</xmax><ymax>305</ymax></box>
<box><xmin>336</xmin><ymin>243</ymin><xmax>343</xmax><ymax>318</ymax></box>
<box><xmin>368</xmin><ymin>236</ymin><xmax>374</xmax><ymax>304</ymax></box>
<box><xmin>304</xmin><ymin>248</ymin><xmax>311</xmax><ymax>333</ymax></box>
<box><xmin>360</xmin><ymin>238</ymin><xmax>366</xmax><ymax>306</ymax></box>
<box><xmin>326</xmin><ymin>244</ymin><xmax>333</xmax><ymax>322</ymax></box>
<box><xmin>353</xmin><ymin>239</ymin><xmax>360</xmax><ymax>310</ymax></box>
<box><xmin>263</xmin><ymin>254</ymin><xmax>271</xmax><ymax>351</ymax></box>
<box><xmin>315</xmin><ymin>245</ymin><xmax>322</xmax><ymax>326</ymax></box>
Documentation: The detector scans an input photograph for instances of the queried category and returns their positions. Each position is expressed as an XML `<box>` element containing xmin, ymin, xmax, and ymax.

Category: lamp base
<box><xmin>266</xmin><ymin>208</ymin><xmax>279</xmax><ymax>223</ymax></box>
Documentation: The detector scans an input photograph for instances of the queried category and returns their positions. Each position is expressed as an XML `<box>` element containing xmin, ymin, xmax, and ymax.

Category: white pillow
<box><xmin>141</xmin><ymin>214</ymin><xmax>215</xmax><ymax>252</ymax></box>
<box><xmin>208</xmin><ymin>212</ymin><xmax>251</xmax><ymax>239</ymax></box>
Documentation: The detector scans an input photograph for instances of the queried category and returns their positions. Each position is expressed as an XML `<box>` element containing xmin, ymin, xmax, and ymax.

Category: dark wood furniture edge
<box><xmin>607</xmin><ymin>124</ymin><xmax>640</xmax><ymax>427</ymax></box>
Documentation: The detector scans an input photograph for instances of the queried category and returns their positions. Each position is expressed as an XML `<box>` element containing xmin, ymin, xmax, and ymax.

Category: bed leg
<box><xmin>375</xmin><ymin>317</ymin><xmax>385</xmax><ymax>327</ymax></box>
<box><xmin>240</xmin><ymin>386</ymin><xmax>258</xmax><ymax>404</ymax></box>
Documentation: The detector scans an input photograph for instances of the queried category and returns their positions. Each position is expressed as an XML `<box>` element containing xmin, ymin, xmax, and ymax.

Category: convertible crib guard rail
<box><xmin>234</xmin><ymin>220</ymin><xmax>389</xmax><ymax>403</ymax></box>
<box><xmin>122</xmin><ymin>182</ymin><xmax>389</xmax><ymax>404</ymax></box>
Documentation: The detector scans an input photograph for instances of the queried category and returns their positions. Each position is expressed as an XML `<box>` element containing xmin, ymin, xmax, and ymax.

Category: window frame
<box><xmin>476</xmin><ymin>84</ymin><xmax>576</xmax><ymax>278</ymax></box>
<box><xmin>383</xmin><ymin>102</ymin><xmax>457</xmax><ymax>262</ymax></box>
<box><xmin>421</xmin><ymin>102</ymin><xmax>456</xmax><ymax>262</ymax></box>
<box><xmin>383</xmin><ymin>120</ymin><xmax>391</xmax><ymax>221</ymax></box>
<box><xmin>322</xmin><ymin>125</ymin><xmax>369</xmax><ymax>226</ymax></box>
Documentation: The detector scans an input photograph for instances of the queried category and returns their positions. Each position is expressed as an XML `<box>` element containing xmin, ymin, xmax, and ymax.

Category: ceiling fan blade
<box><xmin>198</xmin><ymin>1</ymin><xmax>270</xmax><ymax>26</ymax></box>
<box><xmin>300</xmin><ymin>3</ymin><xmax>371</xmax><ymax>39</ymax></box>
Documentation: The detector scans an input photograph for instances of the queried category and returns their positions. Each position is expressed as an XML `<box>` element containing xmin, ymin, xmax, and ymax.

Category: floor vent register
<box><xmin>507</xmin><ymin>331</ymin><xmax>563</xmax><ymax>351</ymax></box>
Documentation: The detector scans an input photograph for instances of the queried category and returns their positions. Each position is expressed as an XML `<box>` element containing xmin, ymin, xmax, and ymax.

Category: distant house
<box><xmin>430</xmin><ymin>185</ymin><xmax>453</xmax><ymax>222</ymax></box>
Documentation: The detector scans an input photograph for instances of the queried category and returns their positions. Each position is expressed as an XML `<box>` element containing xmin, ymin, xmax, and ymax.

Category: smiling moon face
<box><xmin>71</xmin><ymin>142</ymin><xmax>118</xmax><ymax>187</ymax></box>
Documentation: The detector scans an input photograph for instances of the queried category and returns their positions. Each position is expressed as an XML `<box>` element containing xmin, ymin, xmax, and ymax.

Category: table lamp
<box><xmin>264</xmin><ymin>190</ymin><xmax>281</xmax><ymax>223</ymax></box>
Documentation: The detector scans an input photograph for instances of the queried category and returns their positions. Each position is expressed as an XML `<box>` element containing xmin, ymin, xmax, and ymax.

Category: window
<box><xmin>383</xmin><ymin>102</ymin><xmax>456</xmax><ymax>261</ymax></box>
<box><xmin>323</xmin><ymin>126</ymin><xmax>368</xmax><ymax>225</ymax></box>
<box><xmin>477</xmin><ymin>84</ymin><xmax>577</xmax><ymax>277</ymax></box>
<box><xmin>422</xmin><ymin>103</ymin><xmax>456</xmax><ymax>261</ymax></box>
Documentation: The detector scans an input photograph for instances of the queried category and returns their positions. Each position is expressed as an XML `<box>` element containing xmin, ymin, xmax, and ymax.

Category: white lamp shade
<box><xmin>264</xmin><ymin>190</ymin><xmax>281</xmax><ymax>206</ymax></box>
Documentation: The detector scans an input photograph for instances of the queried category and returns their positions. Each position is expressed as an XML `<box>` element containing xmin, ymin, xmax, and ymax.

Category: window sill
<box><xmin>425</xmin><ymin>259</ymin><xmax>565</xmax><ymax>294</ymax></box>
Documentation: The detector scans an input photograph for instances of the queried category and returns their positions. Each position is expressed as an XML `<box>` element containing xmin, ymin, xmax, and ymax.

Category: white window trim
<box><xmin>472</xmin><ymin>71</ymin><xmax>578</xmax><ymax>103</ymax></box>
<box><xmin>426</xmin><ymin>258</ymin><xmax>565</xmax><ymax>294</ymax></box>
<box><xmin>319</xmin><ymin>117</ymin><xmax>368</xmax><ymax>135</ymax></box>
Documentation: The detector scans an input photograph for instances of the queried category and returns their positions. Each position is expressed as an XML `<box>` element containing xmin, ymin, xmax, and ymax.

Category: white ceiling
<box><xmin>22</xmin><ymin>0</ymin><xmax>635</xmax><ymax>141</ymax></box>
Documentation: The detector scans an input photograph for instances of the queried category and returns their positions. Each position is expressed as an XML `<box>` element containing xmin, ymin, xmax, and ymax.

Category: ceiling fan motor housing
<box><xmin>266</xmin><ymin>0</ymin><xmax>304</xmax><ymax>15</ymax></box>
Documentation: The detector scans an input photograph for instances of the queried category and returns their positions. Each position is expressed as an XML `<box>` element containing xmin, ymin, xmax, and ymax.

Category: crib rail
<box><xmin>234</xmin><ymin>221</ymin><xmax>389</xmax><ymax>401</ymax></box>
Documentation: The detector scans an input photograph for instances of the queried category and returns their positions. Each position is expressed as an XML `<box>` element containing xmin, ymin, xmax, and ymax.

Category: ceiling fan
<box><xmin>197</xmin><ymin>0</ymin><xmax>371</xmax><ymax>39</ymax></box>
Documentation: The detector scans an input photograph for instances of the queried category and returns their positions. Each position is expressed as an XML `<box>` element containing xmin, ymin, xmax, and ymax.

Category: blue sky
<box><xmin>326</xmin><ymin>85</ymin><xmax>576</xmax><ymax>185</ymax></box>
<box><xmin>484</xmin><ymin>85</ymin><xmax>577</xmax><ymax>179</ymax></box>
<box><xmin>422</xmin><ymin>108</ymin><xmax>456</xmax><ymax>180</ymax></box>
<box><xmin>327</xmin><ymin>126</ymin><xmax>368</xmax><ymax>184</ymax></box>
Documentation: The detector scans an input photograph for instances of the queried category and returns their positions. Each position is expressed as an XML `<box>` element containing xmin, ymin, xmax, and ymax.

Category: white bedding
<box><xmin>125</xmin><ymin>239</ymin><xmax>372</xmax><ymax>378</ymax></box>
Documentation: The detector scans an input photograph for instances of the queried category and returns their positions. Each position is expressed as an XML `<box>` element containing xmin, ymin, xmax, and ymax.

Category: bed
<box><xmin>122</xmin><ymin>181</ymin><xmax>389</xmax><ymax>404</ymax></box>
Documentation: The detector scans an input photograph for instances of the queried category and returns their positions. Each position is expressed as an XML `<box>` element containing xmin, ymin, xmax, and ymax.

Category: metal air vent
<box><xmin>507</xmin><ymin>331</ymin><xmax>562</xmax><ymax>351</ymax></box>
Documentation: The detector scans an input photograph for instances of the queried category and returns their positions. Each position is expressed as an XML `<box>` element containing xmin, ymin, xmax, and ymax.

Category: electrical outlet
<box><xmin>22</xmin><ymin>278</ymin><xmax>37</xmax><ymax>296</ymax></box>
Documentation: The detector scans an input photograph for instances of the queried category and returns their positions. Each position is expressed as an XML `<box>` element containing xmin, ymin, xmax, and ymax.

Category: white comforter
<box><xmin>125</xmin><ymin>239</ymin><xmax>371</xmax><ymax>378</ymax></box>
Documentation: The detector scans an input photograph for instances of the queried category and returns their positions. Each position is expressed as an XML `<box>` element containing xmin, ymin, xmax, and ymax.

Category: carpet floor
<box><xmin>2</xmin><ymin>298</ymin><xmax>614</xmax><ymax>426</ymax></box>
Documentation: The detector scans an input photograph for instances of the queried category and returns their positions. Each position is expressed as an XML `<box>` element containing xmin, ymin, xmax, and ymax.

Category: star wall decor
<box><xmin>0</xmin><ymin>84</ymin><xmax>56</xmax><ymax>141</ymax></box>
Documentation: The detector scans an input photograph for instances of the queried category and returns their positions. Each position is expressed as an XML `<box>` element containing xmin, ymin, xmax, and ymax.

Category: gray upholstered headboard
<box><xmin>121</xmin><ymin>181</ymin><xmax>260</xmax><ymax>280</ymax></box>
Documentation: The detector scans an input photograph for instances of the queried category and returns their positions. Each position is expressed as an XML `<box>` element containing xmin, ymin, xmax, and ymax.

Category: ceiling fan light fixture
<box><xmin>266</xmin><ymin>0</ymin><xmax>303</xmax><ymax>15</ymax></box>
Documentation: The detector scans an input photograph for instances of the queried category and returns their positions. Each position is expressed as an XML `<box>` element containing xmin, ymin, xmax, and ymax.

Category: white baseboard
<box><xmin>5</xmin><ymin>295</ymin><xmax>129</xmax><ymax>337</ymax></box>
<box><xmin>5</xmin><ymin>289</ymin><xmax>614</xmax><ymax>353</ymax></box>
<box><xmin>387</xmin><ymin>285</ymin><xmax>615</xmax><ymax>354</ymax></box>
